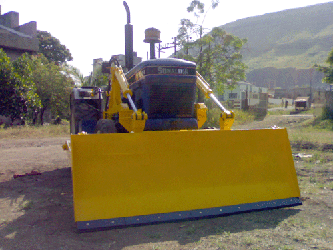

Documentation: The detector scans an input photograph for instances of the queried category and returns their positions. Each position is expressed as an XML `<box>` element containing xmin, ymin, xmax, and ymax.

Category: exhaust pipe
<box><xmin>123</xmin><ymin>1</ymin><xmax>133</xmax><ymax>71</ymax></box>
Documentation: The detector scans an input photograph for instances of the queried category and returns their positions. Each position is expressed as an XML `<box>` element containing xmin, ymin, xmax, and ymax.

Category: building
<box><xmin>92</xmin><ymin>53</ymin><xmax>142</xmax><ymax>82</ymax></box>
<box><xmin>111</xmin><ymin>52</ymin><xmax>142</xmax><ymax>71</ymax></box>
<box><xmin>0</xmin><ymin>6</ymin><xmax>38</xmax><ymax>60</ymax></box>
<box><xmin>273</xmin><ymin>88</ymin><xmax>289</xmax><ymax>99</ymax></box>
<box><xmin>219</xmin><ymin>81</ymin><xmax>268</xmax><ymax>109</ymax></box>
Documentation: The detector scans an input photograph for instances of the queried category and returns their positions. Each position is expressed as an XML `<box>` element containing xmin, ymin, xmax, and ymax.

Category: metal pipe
<box><xmin>123</xmin><ymin>1</ymin><xmax>130</xmax><ymax>24</ymax></box>
<box><xmin>123</xmin><ymin>1</ymin><xmax>133</xmax><ymax>70</ymax></box>
<box><xmin>150</xmin><ymin>43</ymin><xmax>155</xmax><ymax>59</ymax></box>
<box><xmin>126</xmin><ymin>93</ymin><xmax>138</xmax><ymax>113</ymax></box>
<box><xmin>125</xmin><ymin>24</ymin><xmax>133</xmax><ymax>70</ymax></box>
<box><xmin>209</xmin><ymin>93</ymin><xmax>231</xmax><ymax>115</ymax></box>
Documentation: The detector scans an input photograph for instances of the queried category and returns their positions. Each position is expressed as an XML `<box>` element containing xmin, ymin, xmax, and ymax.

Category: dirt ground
<box><xmin>0</xmin><ymin>115</ymin><xmax>333</xmax><ymax>250</ymax></box>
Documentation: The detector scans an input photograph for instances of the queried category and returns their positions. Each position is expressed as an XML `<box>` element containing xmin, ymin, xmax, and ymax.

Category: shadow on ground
<box><xmin>0</xmin><ymin>167</ymin><xmax>301</xmax><ymax>250</ymax></box>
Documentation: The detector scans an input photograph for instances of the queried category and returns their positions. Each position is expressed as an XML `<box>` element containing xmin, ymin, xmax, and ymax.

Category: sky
<box><xmin>0</xmin><ymin>0</ymin><xmax>332</xmax><ymax>76</ymax></box>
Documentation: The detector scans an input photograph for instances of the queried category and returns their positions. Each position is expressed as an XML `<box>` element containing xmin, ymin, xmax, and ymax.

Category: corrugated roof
<box><xmin>295</xmin><ymin>97</ymin><xmax>309</xmax><ymax>101</ymax></box>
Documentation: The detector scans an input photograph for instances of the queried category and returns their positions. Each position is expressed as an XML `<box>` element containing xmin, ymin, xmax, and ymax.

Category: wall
<box><xmin>0</xmin><ymin>6</ymin><xmax>38</xmax><ymax>60</ymax></box>
<box><xmin>220</xmin><ymin>83</ymin><xmax>268</xmax><ymax>110</ymax></box>
<box><xmin>268</xmin><ymin>98</ymin><xmax>293</xmax><ymax>105</ymax></box>
<box><xmin>325</xmin><ymin>91</ymin><xmax>333</xmax><ymax>111</ymax></box>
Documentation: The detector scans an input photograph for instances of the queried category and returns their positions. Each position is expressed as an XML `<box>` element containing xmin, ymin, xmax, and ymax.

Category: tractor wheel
<box><xmin>95</xmin><ymin>119</ymin><xmax>117</xmax><ymax>133</ymax></box>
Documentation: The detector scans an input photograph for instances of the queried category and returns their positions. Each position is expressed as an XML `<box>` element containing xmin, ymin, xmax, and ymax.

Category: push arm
<box><xmin>113</xmin><ymin>66</ymin><xmax>136</xmax><ymax>111</ymax></box>
<box><xmin>196</xmin><ymin>72</ymin><xmax>235</xmax><ymax>130</ymax></box>
<box><xmin>104</xmin><ymin>63</ymin><xmax>147</xmax><ymax>133</ymax></box>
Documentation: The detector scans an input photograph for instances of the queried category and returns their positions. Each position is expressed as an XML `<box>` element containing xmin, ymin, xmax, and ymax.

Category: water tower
<box><xmin>144</xmin><ymin>28</ymin><xmax>161</xmax><ymax>59</ymax></box>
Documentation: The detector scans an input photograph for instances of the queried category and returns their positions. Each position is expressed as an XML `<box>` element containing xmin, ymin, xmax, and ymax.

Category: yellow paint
<box><xmin>220</xmin><ymin>111</ymin><xmax>235</xmax><ymax>130</ymax></box>
<box><xmin>118</xmin><ymin>108</ymin><xmax>133</xmax><ymax>132</ymax></box>
<box><xmin>104</xmin><ymin>68</ymin><xmax>123</xmax><ymax>117</ymax></box>
<box><xmin>71</xmin><ymin>128</ymin><xmax>300</xmax><ymax>222</ymax></box>
<box><xmin>118</xmin><ymin>109</ymin><xmax>147</xmax><ymax>133</ymax></box>
<box><xmin>102</xmin><ymin>65</ymin><xmax>147</xmax><ymax>132</ymax></box>
<box><xmin>195</xmin><ymin>103</ymin><xmax>208</xmax><ymax>129</ymax></box>
<box><xmin>131</xmin><ymin>110</ymin><xmax>148</xmax><ymax>133</ymax></box>
<box><xmin>103</xmin><ymin>66</ymin><xmax>133</xmax><ymax>118</ymax></box>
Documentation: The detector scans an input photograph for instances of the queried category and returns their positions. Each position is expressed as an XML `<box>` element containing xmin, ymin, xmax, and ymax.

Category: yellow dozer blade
<box><xmin>71</xmin><ymin>128</ymin><xmax>301</xmax><ymax>230</ymax></box>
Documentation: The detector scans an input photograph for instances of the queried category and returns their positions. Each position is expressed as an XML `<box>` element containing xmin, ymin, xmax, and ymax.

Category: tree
<box><xmin>90</xmin><ymin>66</ymin><xmax>109</xmax><ymax>87</ymax></box>
<box><xmin>177</xmin><ymin>0</ymin><xmax>245</xmax><ymax>103</ymax></box>
<box><xmin>176</xmin><ymin>1</ymin><xmax>247</xmax><ymax>128</ymax></box>
<box><xmin>0</xmin><ymin>49</ymin><xmax>40</xmax><ymax>122</ymax></box>
<box><xmin>187</xmin><ymin>0</ymin><xmax>219</xmax><ymax>21</ymax></box>
<box><xmin>315</xmin><ymin>48</ymin><xmax>333</xmax><ymax>119</ymax></box>
<box><xmin>37</xmin><ymin>31</ymin><xmax>73</xmax><ymax>64</ymax></box>
<box><xmin>0</xmin><ymin>50</ymin><xmax>74</xmax><ymax>125</ymax></box>
<box><xmin>205</xmin><ymin>27</ymin><xmax>247</xmax><ymax>92</ymax></box>
<box><xmin>315</xmin><ymin>48</ymin><xmax>333</xmax><ymax>84</ymax></box>
<box><xmin>63</xmin><ymin>64</ymin><xmax>87</xmax><ymax>86</ymax></box>
<box><xmin>177</xmin><ymin>0</ymin><xmax>219</xmax><ymax>55</ymax></box>
<box><xmin>177</xmin><ymin>26</ymin><xmax>247</xmax><ymax>100</ymax></box>
<box><xmin>62</xmin><ymin>63</ymin><xmax>108</xmax><ymax>88</ymax></box>
<box><xmin>177</xmin><ymin>19</ymin><xmax>195</xmax><ymax>54</ymax></box>
<box><xmin>27</xmin><ymin>54</ymin><xmax>74</xmax><ymax>124</ymax></box>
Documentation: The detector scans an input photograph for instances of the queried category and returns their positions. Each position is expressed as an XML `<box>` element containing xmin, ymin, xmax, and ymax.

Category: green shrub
<box><xmin>204</xmin><ymin>108</ymin><xmax>256</xmax><ymax>128</ymax></box>
<box><xmin>322</xmin><ymin>107</ymin><xmax>333</xmax><ymax>120</ymax></box>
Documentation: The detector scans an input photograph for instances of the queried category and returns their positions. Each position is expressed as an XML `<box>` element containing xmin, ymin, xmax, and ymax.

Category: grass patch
<box><xmin>288</xmin><ymin>114</ymin><xmax>333</xmax><ymax>148</ymax></box>
<box><xmin>205</xmin><ymin>108</ymin><xmax>256</xmax><ymax>127</ymax></box>
<box><xmin>268</xmin><ymin>107</ymin><xmax>315</xmax><ymax>116</ymax></box>
<box><xmin>288</xmin><ymin>127</ymin><xmax>333</xmax><ymax>145</ymax></box>
<box><xmin>242</xmin><ymin>236</ymin><xmax>256</xmax><ymax>246</ymax></box>
<box><xmin>233</xmin><ymin>109</ymin><xmax>256</xmax><ymax>125</ymax></box>
<box><xmin>19</xmin><ymin>200</ymin><xmax>34</xmax><ymax>211</ymax></box>
<box><xmin>147</xmin><ymin>233</ymin><xmax>162</xmax><ymax>239</ymax></box>
<box><xmin>268</xmin><ymin>109</ymin><xmax>292</xmax><ymax>116</ymax></box>
<box><xmin>0</xmin><ymin>123</ymin><xmax>69</xmax><ymax>139</ymax></box>
<box><xmin>268</xmin><ymin>103</ymin><xmax>283</xmax><ymax>109</ymax></box>
<box><xmin>295</xmin><ymin>115</ymin><xmax>333</xmax><ymax>129</ymax></box>
<box><xmin>215</xmin><ymin>227</ymin><xmax>231</xmax><ymax>235</ymax></box>
<box><xmin>185</xmin><ymin>226</ymin><xmax>197</xmax><ymax>235</ymax></box>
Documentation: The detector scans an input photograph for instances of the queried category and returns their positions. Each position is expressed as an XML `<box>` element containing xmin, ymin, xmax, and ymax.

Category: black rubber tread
<box><xmin>95</xmin><ymin>119</ymin><xmax>117</xmax><ymax>133</ymax></box>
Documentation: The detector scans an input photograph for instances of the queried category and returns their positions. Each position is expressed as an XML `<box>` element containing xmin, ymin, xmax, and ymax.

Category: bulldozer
<box><xmin>65</xmin><ymin>2</ymin><xmax>301</xmax><ymax>231</ymax></box>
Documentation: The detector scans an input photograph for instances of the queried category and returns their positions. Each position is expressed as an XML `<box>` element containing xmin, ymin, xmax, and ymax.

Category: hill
<box><xmin>218</xmin><ymin>2</ymin><xmax>333</xmax><ymax>89</ymax></box>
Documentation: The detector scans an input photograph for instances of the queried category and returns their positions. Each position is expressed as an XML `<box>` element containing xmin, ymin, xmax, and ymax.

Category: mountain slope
<box><xmin>220</xmin><ymin>2</ymin><xmax>333</xmax><ymax>71</ymax></box>
<box><xmin>222</xmin><ymin>2</ymin><xmax>333</xmax><ymax>69</ymax></box>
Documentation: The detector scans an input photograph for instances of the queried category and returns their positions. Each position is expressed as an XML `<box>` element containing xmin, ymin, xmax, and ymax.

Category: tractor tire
<box><xmin>95</xmin><ymin>119</ymin><xmax>117</xmax><ymax>133</ymax></box>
